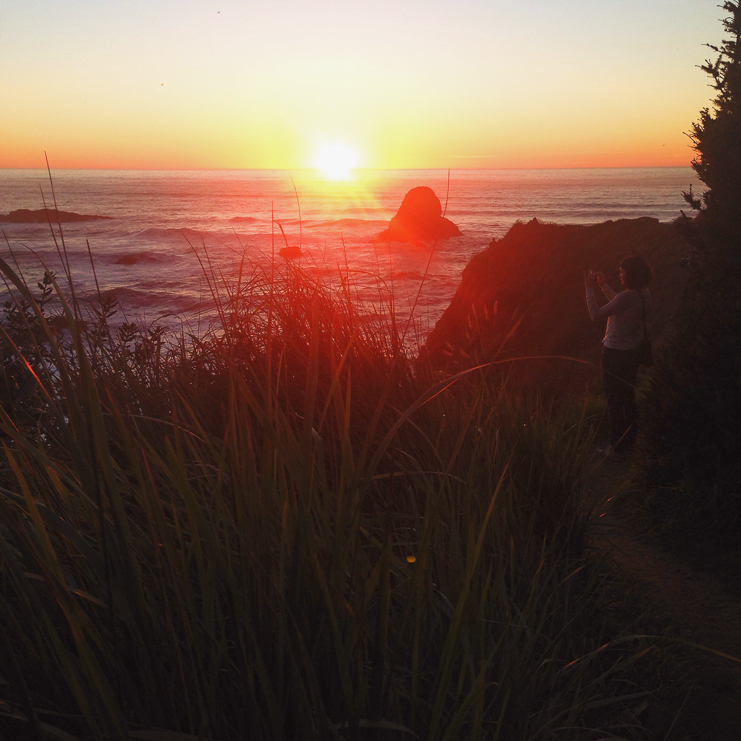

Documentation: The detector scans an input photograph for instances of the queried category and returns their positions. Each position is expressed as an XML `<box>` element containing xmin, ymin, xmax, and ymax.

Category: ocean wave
<box><xmin>136</xmin><ymin>227</ymin><xmax>205</xmax><ymax>239</ymax></box>
<box><xmin>228</xmin><ymin>216</ymin><xmax>259</xmax><ymax>224</ymax></box>
<box><xmin>137</xmin><ymin>278</ymin><xmax>189</xmax><ymax>290</ymax></box>
<box><xmin>85</xmin><ymin>286</ymin><xmax>150</xmax><ymax>302</ymax></box>
<box><xmin>305</xmin><ymin>218</ymin><xmax>389</xmax><ymax>229</ymax></box>
<box><xmin>390</xmin><ymin>270</ymin><xmax>426</xmax><ymax>281</ymax></box>
<box><xmin>113</xmin><ymin>251</ymin><xmax>161</xmax><ymax>265</ymax></box>
<box><xmin>453</xmin><ymin>201</ymin><xmax>669</xmax><ymax>214</ymax></box>
<box><xmin>81</xmin><ymin>286</ymin><xmax>208</xmax><ymax>312</ymax></box>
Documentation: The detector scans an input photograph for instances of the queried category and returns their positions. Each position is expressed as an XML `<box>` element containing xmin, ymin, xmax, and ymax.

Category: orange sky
<box><xmin>0</xmin><ymin>0</ymin><xmax>724</xmax><ymax>170</ymax></box>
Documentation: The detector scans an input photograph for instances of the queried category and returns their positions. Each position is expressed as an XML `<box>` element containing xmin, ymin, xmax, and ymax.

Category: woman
<box><xmin>584</xmin><ymin>255</ymin><xmax>652</xmax><ymax>461</ymax></box>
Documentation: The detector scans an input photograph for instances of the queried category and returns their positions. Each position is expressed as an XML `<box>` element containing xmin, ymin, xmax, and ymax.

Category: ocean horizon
<box><xmin>0</xmin><ymin>166</ymin><xmax>698</xmax><ymax>339</ymax></box>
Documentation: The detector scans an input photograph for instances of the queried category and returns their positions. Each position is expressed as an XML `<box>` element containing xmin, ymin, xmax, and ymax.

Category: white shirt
<box><xmin>586</xmin><ymin>284</ymin><xmax>652</xmax><ymax>350</ymax></box>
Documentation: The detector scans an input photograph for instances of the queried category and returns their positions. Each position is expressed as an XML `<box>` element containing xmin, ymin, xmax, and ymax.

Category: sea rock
<box><xmin>279</xmin><ymin>246</ymin><xmax>303</xmax><ymax>260</ymax></box>
<box><xmin>422</xmin><ymin>217</ymin><xmax>692</xmax><ymax>374</ymax></box>
<box><xmin>115</xmin><ymin>255</ymin><xmax>140</xmax><ymax>265</ymax></box>
<box><xmin>376</xmin><ymin>186</ymin><xmax>461</xmax><ymax>243</ymax></box>
<box><xmin>0</xmin><ymin>208</ymin><xmax>111</xmax><ymax>223</ymax></box>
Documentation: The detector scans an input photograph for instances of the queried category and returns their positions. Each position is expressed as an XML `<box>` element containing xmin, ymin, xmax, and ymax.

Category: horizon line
<box><xmin>0</xmin><ymin>164</ymin><xmax>694</xmax><ymax>173</ymax></box>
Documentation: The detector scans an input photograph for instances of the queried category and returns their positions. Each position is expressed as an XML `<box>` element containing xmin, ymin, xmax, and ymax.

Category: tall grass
<box><xmin>0</xmin><ymin>254</ymin><xmax>652</xmax><ymax>740</ymax></box>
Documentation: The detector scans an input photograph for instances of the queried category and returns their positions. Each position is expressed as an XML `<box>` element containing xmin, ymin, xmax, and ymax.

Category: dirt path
<box><xmin>584</xmin><ymin>454</ymin><xmax>741</xmax><ymax>740</ymax></box>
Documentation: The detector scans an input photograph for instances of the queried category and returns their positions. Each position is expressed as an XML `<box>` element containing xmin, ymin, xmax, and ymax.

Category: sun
<box><xmin>313</xmin><ymin>143</ymin><xmax>359</xmax><ymax>180</ymax></box>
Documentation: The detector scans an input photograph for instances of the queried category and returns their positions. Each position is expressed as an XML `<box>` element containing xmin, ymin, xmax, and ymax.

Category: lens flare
<box><xmin>314</xmin><ymin>144</ymin><xmax>359</xmax><ymax>180</ymax></box>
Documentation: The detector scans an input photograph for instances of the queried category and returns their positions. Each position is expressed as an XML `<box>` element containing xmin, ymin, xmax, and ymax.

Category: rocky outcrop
<box><xmin>279</xmin><ymin>246</ymin><xmax>303</xmax><ymax>260</ymax></box>
<box><xmin>423</xmin><ymin>217</ymin><xmax>692</xmax><ymax>373</ymax></box>
<box><xmin>0</xmin><ymin>208</ymin><xmax>111</xmax><ymax>223</ymax></box>
<box><xmin>115</xmin><ymin>255</ymin><xmax>140</xmax><ymax>265</ymax></box>
<box><xmin>376</xmin><ymin>186</ymin><xmax>461</xmax><ymax>243</ymax></box>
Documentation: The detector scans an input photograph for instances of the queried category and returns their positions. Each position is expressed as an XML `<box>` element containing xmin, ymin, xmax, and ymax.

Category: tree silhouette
<box><xmin>684</xmin><ymin>1</ymin><xmax>741</xmax><ymax>241</ymax></box>
<box><xmin>641</xmin><ymin>2</ymin><xmax>741</xmax><ymax>538</ymax></box>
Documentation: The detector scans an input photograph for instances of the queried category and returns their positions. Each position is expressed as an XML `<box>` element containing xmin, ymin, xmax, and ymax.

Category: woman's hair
<box><xmin>620</xmin><ymin>255</ymin><xmax>653</xmax><ymax>289</ymax></box>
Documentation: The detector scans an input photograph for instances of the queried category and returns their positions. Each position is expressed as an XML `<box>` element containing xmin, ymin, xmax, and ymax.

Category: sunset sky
<box><xmin>0</xmin><ymin>0</ymin><xmax>724</xmax><ymax>170</ymax></box>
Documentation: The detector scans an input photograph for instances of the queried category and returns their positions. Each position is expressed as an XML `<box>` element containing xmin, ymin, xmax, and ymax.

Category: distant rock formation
<box><xmin>0</xmin><ymin>208</ymin><xmax>111</xmax><ymax>223</ymax></box>
<box><xmin>376</xmin><ymin>186</ymin><xmax>461</xmax><ymax>243</ymax></box>
<box><xmin>279</xmin><ymin>246</ymin><xmax>303</xmax><ymax>260</ymax></box>
<box><xmin>423</xmin><ymin>217</ymin><xmax>692</xmax><ymax>373</ymax></box>
<box><xmin>115</xmin><ymin>255</ymin><xmax>140</xmax><ymax>265</ymax></box>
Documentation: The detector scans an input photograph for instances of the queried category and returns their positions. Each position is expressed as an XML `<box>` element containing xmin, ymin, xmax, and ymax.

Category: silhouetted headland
<box><xmin>423</xmin><ymin>217</ymin><xmax>691</xmax><ymax>373</ymax></box>
<box><xmin>375</xmin><ymin>186</ymin><xmax>461</xmax><ymax>243</ymax></box>
<box><xmin>0</xmin><ymin>208</ymin><xmax>112</xmax><ymax>223</ymax></box>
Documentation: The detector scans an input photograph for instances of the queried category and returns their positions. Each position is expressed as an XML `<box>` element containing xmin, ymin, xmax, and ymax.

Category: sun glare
<box><xmin>314</xmin><ymin>144</ymin><xmax>359</xmax><ymax>180</ymax></box>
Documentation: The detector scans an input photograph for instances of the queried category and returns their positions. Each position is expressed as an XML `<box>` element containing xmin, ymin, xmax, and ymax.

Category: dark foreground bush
<box><xmin>638</xmin><ymin>241</ymin><xmax>741</xmax><ymax>540</ymax></box>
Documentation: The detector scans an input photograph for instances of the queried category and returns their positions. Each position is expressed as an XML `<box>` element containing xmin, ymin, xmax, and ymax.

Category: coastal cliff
<box><xmin>423</xmin><ymin>217</ymin><xmax>692</xmax><ymax>372</ymax></box>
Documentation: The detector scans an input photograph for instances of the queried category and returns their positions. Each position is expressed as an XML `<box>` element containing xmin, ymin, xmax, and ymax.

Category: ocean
<box><xmin>0</xmin><ymin>167</ymin><xmax>697</xmax><ymax>339</ymax></box>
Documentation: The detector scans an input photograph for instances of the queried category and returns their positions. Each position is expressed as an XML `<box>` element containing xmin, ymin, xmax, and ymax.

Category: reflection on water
<box><xmin>0</xmin><ymin>167</ymin><xmax>697</xmax><ymax>341</ymax></box>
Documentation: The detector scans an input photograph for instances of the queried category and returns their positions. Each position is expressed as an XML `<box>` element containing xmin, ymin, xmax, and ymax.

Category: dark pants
<box><xmin>601</xmin><ymin>346</ymin><xmax>640</xmax><ymax>453</ymax></box>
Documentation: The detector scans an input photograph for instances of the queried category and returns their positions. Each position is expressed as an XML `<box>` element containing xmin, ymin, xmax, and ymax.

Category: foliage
<box><xmin>683</xmin><ymin>1</ymin><xmax>741</xmax><ymax>241</ymax></box>
<box><xmin>639</xmin><ymin>246</ymin><xmax>741</xmax><ymax>537</ymax></box>
<box><xmin>0</xmin><ymin>256</ymin><xmax>657</xmax><ymax>740</ymax></box>
<box><xmin>0</xmin><ymin>271</ymin><xmax>56</xmax><ymax>426</ymax></box>
<box><xmin>640</xmin><ymin>1</ymin><xmax>741</xmax><ymax>538</ymax></box>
